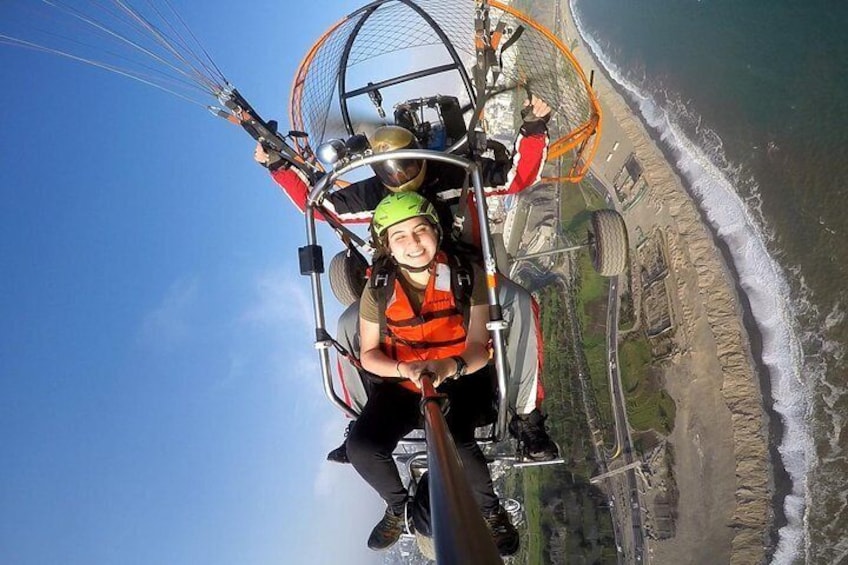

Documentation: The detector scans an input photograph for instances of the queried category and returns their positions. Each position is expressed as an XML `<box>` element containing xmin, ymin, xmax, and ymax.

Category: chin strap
<box><xmin>394</xmin><ymin>259</ymin><xmax>435</xmax><ymax>274</ymax></box>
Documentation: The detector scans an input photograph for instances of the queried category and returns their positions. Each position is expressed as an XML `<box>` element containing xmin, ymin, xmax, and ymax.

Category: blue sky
<box><xmin>0</xmin><ymin>1</ymin><xmax>385</xmax><ymax>563</ymax></box>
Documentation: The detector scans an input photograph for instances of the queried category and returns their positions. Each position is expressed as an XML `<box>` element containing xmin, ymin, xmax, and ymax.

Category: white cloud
<box><xmin>298</xmin><ymin>418</ymin><xmax>384</xmax><ymax>565</ymax></box>
<box><xmin>239</xmin><ymin>268</ymin><xmax>345</xmax><ymax>394</ymax></box>
<box><xmin>136</xmin><ymin>277</ymin><xmax>199</xmax><ymax>350</ymax></box>
<box><xmin>232</xmin><ymin>269</ymin><xmax>383</xmax><ymax>563</ymax></box>
<box><xmin>241</xmin><ymin>268</ymin><xmax>313</xmax><ymax>332</ymax></box>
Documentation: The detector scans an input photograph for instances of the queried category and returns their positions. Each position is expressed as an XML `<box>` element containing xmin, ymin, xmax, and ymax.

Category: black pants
<box><xmin>346</xmin><ymin>370</ymin><xmax>499</xmax><ymax>515</ymax></box>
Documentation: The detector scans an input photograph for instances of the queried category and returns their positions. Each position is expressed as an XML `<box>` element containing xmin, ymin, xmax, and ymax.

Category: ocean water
<box><xmin>570</xmin><ymin>1</ymin><xmax>848</xmax><ymax>563</ymax></box>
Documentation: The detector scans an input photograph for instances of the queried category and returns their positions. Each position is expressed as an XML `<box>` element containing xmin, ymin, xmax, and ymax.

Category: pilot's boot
<box><xmin>509</xmin><ymin>409</ymin><xmax>559</xmax><ymax>461</ymax></box>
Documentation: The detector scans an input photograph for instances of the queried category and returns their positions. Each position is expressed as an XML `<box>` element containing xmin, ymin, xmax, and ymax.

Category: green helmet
<box><xmin>371</xmin><ymin>192</ymin><xmax>440</xmax><ymax>239</ymax></box>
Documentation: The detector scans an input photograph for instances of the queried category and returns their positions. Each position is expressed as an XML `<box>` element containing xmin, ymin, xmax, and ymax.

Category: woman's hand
<box><xmin>401</xmin><ymin>359</ymin><xmax>455</xmax><ymax>389</ymax></box>
<box><xmin>396</xmin><ymin>361</ymin><xmax>421</xmax><ymax>387</ymax></box>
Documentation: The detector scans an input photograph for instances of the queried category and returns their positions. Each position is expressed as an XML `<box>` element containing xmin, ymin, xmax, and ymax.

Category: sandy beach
<box><xmin>560</xmin><ymin>4</ymin><xmax>772</xmax><ymax>563</ymax></box>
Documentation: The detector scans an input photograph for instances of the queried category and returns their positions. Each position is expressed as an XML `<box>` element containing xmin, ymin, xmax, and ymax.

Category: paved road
<box><xmin>606</xmin><ymin>277</ymin><xmax>648</xmax><ymax>563</ymax></box>
<box><xmin>587</xmin><ymin>168</ymin><xmax>649</xmax><ymax>564</ymax></box>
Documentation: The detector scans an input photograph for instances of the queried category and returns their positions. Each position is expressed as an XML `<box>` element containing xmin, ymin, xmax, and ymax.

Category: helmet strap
<box><xmin>395</xmin><ymin>260</ymin><xmax>434</xmax><ymax>274</ymax></box>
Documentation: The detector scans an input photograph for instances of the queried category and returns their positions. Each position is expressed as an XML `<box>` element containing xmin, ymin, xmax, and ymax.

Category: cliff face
<box><xmin>600</xmin><ymin>65</ymin><xmax>771</xmax><ymax>564</ymax></box>
<box><xmin>556</xmin><ymin>3</ymin><xmax>772</xmax><ymax>560</ymax></box>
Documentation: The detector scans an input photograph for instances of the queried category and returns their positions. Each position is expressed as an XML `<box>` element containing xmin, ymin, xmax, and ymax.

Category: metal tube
<box><xmin>419</xmin><ymin>375</ymin><xmax>502</xmax><ymax>565</ymax></box>
<box><xmin>341</xmin><ymin>0</ymin><xmax>476</xmax><ymax>105</ymax></box>
<box><xmin>305</xmin><ymin>199</ymin><xmax>358</xmax><ymax>419</ymax></box>
<box><xmin>337</xmin><ymin>4</ymin><xmax>376</xmax><ymax>135</ymax></box>
<box><xmin>469</xmin><ymin>165</ymin><xmax>510</xmax><ymax>441</ymax></box>
<box><xmin>511</xmin><ymin>243</ymin><xmax>588</xmax><ymax>262</ymax></box>
<box><xmin>342</xmin><ymin>64</ymin><xmax>460</xmax><ymax>99</ymax></box>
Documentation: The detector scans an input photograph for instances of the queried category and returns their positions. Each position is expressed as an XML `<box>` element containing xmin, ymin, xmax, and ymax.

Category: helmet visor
<box><xmin>373</xmin><ymin>158</ymin><xmax>423</xmax><ymax>189</ymax></box>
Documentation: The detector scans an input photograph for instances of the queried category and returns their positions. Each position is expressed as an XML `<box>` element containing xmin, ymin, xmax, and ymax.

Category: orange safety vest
<box><xmin>381</xmin><ymin>252</ymin><xmax>468</xmax><ymax>392</ymax></box>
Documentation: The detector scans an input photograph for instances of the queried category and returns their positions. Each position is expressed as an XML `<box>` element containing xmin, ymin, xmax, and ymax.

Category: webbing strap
<box><xmin>329</xmin><ymin>336</ymin><xmax>363</xmax><ymax>371</ymax></box>
<box><xmin>371</xmin><ymin>258</ymin><xmax>396</xmax><ymax>340</ymax></box>
<box><xmin>388</xmin><ymin>308</ymin><xmax>462</xmax><ymax>327</ymax></box>
<box><xmin>451</xmin><ymin>172</ymin><xmax>471</xmax><ymax>241</ymax></box>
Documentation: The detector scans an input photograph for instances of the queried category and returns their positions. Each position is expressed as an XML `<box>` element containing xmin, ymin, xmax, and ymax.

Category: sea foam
<box><xmin>570</xmin><ymin>2</ymin><xmax>812</xmax><ymax>563</ymax></box>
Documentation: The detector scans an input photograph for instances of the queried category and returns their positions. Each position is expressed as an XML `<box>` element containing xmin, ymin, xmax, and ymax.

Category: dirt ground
<box><xmin>559</xmin><ymin>6</ymin><xmax>772</xmax><ymax>564</ymax></box>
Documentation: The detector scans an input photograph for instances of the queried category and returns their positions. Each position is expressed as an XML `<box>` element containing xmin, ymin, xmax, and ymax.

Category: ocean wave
<box><xmin>786</xmin><ymin>270</ymin><xmax>848</xmax><ymax>562</ymax></box>
<box><xmin>570</xmin><ymin>2</ymin><xmax>816</xmax><ymax>563</ymax></box>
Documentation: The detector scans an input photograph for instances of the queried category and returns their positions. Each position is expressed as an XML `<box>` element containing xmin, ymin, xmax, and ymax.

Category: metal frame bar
<box><xmin>336</xmin><ymin>0</ymin><xmax>476</xmax><ymax>135</ymax></box>
<box><xmin>336</xmin><ymin>4</ymin><xmax>377</xmax><ymax>134</ymax></box>
<box><xmin>511</xmin><ymin>243</ymin><xmax>588</xmax><ymax>263</ymax></box>
<box><xmin>341</xmin><ymin>64</ymin><xmax>460</xmax><ymax>99</ymax></box>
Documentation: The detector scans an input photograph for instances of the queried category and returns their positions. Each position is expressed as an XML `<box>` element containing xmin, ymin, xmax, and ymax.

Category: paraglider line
<box><xmin>0</xmin><ymin>34</ymin><xmax>210</xmax><ymax>108</ymax></box>
<box><xmin>41</xmin><ymin>0</ymin><xmax>221</xmax><ymax>96</ymax></box>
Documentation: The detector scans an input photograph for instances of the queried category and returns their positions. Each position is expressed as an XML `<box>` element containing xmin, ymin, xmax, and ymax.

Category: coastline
<box><xmin>560</xmin><ymin>2</ymin><xmax>773</xmax><ymax>563</ymax></box>
<box><xmin>565</xmin><ymin>13</ymin><xmax>790</xmax><ymax>553</ymax></box>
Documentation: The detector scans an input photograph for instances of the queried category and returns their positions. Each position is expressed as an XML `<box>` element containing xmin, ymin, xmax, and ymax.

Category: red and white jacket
<box><xmin>268</xmin><ymin>127</ymin><xmax>549</xmax><ymax>226</ymax></box>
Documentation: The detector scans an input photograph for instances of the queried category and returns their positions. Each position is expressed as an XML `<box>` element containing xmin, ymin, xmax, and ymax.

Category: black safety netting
<box><xmin>290</xmin><ymin>0</ymin><xmax>600</xmax><ymax>178</ymax></box>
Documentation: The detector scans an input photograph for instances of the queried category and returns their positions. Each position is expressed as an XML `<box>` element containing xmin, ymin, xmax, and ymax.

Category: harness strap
<box><xmin>371</xmin><ymin>261</ymin><xmax>396</xmax><ymax>340</ymax></box>
<box><xmin>329</xmin><ymin>336</ymin><xmax>363</xmax><ymax>372</ymax></box>
<box><xmin>497</xmin><ymin>25</ymin><xmax>525</xmax><ymax>71</ymax></box>
<box><xmin>388</xmin><ymin>308</ymin><xmax>462</xmax><ymax>327</ymax></box>
<box><xmin>370</xmin><ymin>253</ymin><xmax>475</xmax><ymax>340</ymax></box>
<box><xmin>448</xmin><ymin>253</ymin><xmax>474</xmax><ymax>331</ymax></box>
<box><xmin>381</xmin><ymin>333</ymin><xmax>466</xmax><ymax>350</ymax></box>
<box><xmin>451</xmin><ymin>172</ymin><xmax>472</xmax><ymax>241</ymax></box>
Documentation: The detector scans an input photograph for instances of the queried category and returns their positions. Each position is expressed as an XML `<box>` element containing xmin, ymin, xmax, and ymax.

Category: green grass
<box><xmin>576</xmin><ymin>253</ymin><xmax>613</xmax><ymax>436</ymax></box>
<box><xmin>561</xmin><ymin>180</ymin><xmax>607</xmax><ymax>239</ymax></box>
<box><xmin>505</xmin><ymin>286</ymin><xmax>619</xmax><ymax>563</ymax></box>
<box><xmin>560</xmin><ymin>182</ymin><xmax>591</xmax><ymax>239</ymax></box>
<box><xmin>618</xmin><ymin>290</ymin><xmax>636</xmax><ymax>331</ymax></box>
<box><xmin>619</xmin><ymin>336</ymin><xmax>652</xmax><ymax>393</ymax></box>
<box><xmin>619</xmin><ymin>335</ymin><xmax>676</xmax><ymax>434</ymax></box>
<box><xmin>577</xmin><ymin>253</ymin><xmax>607</xmax><ymax>310</ymax></box>
<box><xmin>523</xmin><ymin>468</ymin><xmax>543</xmax><ymax>564</ymax></box>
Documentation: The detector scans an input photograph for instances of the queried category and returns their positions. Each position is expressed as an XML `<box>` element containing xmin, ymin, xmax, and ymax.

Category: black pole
<box><xmin>419</xmin><ymin>374</ymin><xmax>502</xmax><ymax>565</ymax></box>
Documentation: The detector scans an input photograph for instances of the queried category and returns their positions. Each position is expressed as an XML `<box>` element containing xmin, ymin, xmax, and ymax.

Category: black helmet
<box><xmin>370</xmin><ymin>125</ymin><xmax>427</xmax><ymax>192</ymax></box>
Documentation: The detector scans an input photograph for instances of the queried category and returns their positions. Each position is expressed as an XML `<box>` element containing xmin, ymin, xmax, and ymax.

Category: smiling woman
<box><xmin>353</xmin><ymin>192</ymin><xmax>518</xmax><ymax>554</ymax></box>
<box><xmin>371</xmin><ymin>191</ymin><xmax>441</xmax><ymax>264</ymax></box>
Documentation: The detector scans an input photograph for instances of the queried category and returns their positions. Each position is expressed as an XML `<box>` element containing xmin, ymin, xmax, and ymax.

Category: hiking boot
<box><xmin>326</xmin><ymin>422</ymin><xmax>352</xmax><ymax>464</ymax></box>
<box><xmin>484</xmin><ymin>506</ymin><xmax>520</xmax><ymax>556</ymax></box>
<box><xmin>367</xmin><ymin>506</ymin><xmax>406</xmax><ymax>551</ymax></box>
<box><xmin>508</xmin><ymin>409</ymin><xmax>559</xmax><ymax>461</ymax></box>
